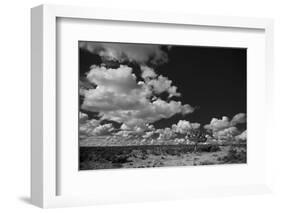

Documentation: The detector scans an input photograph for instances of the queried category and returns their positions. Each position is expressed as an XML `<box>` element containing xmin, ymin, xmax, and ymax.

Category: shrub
<box><xmin>187</xmin><ymin>129</ymin><xmax>208</xmax><ymax>152</ymax></box>
<box><xmin>112</xmin><ymin>155</ymin><xmax>131</xmax><ymax>164</ymax></box>
<box><xmin>199</xmin><ymin>161</ymin><xmax>213</xmax><ymax>165</ymax></box>
<box><xmin>219</xmin><ymin>146</ymin><xmax>246</xmax><ymax>163</ymax></box>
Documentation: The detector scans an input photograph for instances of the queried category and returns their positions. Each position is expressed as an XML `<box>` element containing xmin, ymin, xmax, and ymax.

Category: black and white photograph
<box><xmin>79</xmin><ymin>41</ymin><xmax>247</xmax><ymax>170</ymax></box>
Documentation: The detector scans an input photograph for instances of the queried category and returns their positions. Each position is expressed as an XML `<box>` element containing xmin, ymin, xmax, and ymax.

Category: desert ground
<box><xmin>79</xmin><ymin>142</ymin><xmax>246</xmax><ymax>170</ymax></box>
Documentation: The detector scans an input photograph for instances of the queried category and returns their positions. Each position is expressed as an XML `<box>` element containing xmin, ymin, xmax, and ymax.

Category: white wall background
<box><xmin>0</xmin><ymin>0</ymin><xmax>281</xmax><ymax>212</ymax></box>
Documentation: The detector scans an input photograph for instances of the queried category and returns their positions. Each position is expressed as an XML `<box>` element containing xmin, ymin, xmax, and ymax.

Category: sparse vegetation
<box><xmin>79</xmin><ymin>143</ymin><xmax>246</xmax><ymax>170</ymax></box>
<box><xmin>187</xmin><ymin>129</ymin><xmax>208</xmax><ymax>152</ymax></box>
<box><xmin>199</xmin><ymin>160</ymin><xmax>214</xmax><ymax>165</ymax></box>
<box><xmin>217</xmin><ymin>145</ymin><xmax>246</xmax><ymax>164</ymax></box>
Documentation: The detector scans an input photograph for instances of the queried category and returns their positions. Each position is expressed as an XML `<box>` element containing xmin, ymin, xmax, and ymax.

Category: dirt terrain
<box><xmin>79</xmin><ymin>143</ymin><xmax>246</xmax><ymax>170</ymax></box>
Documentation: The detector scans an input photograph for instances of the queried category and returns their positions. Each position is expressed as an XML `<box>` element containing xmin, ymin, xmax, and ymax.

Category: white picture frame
<box><xmin>31</xmin><ymin>4</ymin><xmax>274</xmax><ymax>208</ymax></box>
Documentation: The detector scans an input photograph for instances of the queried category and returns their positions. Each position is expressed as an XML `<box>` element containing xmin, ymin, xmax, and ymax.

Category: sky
<box><xmin>78</xmin><ymin>41</ymin><xmax>247</xmax><ymax>144</ymax></box>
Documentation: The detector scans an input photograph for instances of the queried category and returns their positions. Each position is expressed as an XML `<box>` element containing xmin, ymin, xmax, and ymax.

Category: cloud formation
<box><xmin>79</xmin><ymin>118</ymin><xmax>100</xmax><ymax>137</ymax></box>
<box><xmin>80</xmin><ymin>112</ymin><xmax>116</xmax><ymax>137</ymax></box>
<box><xmin>204</xmin><ymin>113</ymin><xmax>246</xmax><ymax>132</ymax></box>
<box><xmin>235</xmin><ymin>130</ymin><xmax>247</xmax><ymax>141</ymax></box>
<box><xmin>230</xmin><ymin>113</ymin><xmax>246</xmax><ymax>126</ymax></box>
<box><xmin>91</xmin><ymin>123</ymin><xmax>115</xmax><ymax>136</ymax></box>
<box><xmin>82</xmin><ymin>64</ymin><xmax>194</xmax><ymax>129</ymax></box>
<box><xmin>140</xmin><ymin>66</ymin><xmax>181</xmax><ymax>98</ymax></box>
<box><xmin>213</xmin><ymin>126</ymin><xmax>239</xmax><ymax>141</ymax></box>
<box><xmin>172</xmin><ymin>120</ymin><xmax>201</xmax><ymax>134</ymax></box>
<box><xmin>79</xmin><ymin>42</ymin><xmax>247</xmax><ymax>146</ymax></box>
<box><xmin>156</xmin><ymin>128</ymin><xmax>175</xmax><ymax>140</ymax></box>
<box><xmin>204</xmin><ymin>113</ymin><xmax>246</xmax><ymax>142</ymax></box>
<box><xmin>79</xmin><ymin>112</ymin><xmax>88</xmax><ymax>123</ymax></box>
<box><xmin>140</xmin><ymin>65</ymin><xmax>157</xmax><ymax>79</ymax></box>
<box><xmin>79</xmin><ymin>42</ymin><xmax>168</xmax><ymax>65</ymax></box>
<box><xmin>87</xmin><ymin>65</ymin><xmax>139</xmax><ymax>93</ymax></box>
<box><xmin>204</xmin><ymin>116</ymin><xmax>231</xmax><ymax>132</ymax></box>
<box><xmin>147</xmin><ymin>75</ymin><xmax>181</xmax><ymax>98</ymax></box>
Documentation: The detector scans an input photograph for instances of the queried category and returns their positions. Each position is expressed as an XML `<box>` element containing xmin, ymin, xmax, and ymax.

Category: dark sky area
<box><xmin>155</xmin><ymin>46</ymin><xmax>246</xmax><ymax>128</ymax></box>
<box><xmin>79</xmin><ymin>43</ymin><xmax>246</xmax><ymax>128</ymax></box>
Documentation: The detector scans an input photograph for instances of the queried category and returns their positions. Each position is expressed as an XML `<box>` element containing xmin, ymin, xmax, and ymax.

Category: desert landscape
<box><xmin>79</xmin><ymin>136</ymin><xmax>246</xmax><ymax>170</ymax></box>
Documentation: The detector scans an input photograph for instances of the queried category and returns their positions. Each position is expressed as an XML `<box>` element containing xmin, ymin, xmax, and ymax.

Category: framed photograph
<box><xmin>31</xmin><ymin>4</ymin><xmax>274</xmax><ymax>208</ymax></box>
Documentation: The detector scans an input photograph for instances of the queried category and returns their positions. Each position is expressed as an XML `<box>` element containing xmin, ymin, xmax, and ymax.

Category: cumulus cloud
<box><xmin>82</xmin><ymin>86</ymin><xmax>147</xmax><ymax>112</ymax></box>
<box><xmin>87</xmin><ymin>65</ymin><xmax>139</xmax><ymax>93</ymax></box>
<box><xmin>80</xmin><ymin>115</ymin><xmax>115</xmax><ymax>137</ymax></box>
<box><xmin>79</xmin><ymin>42</ymin><xmax>168</xmax><ymax>65</ymax></box>
<box><xmin>231</xmin><ymin>113</ymin><xmax>246</xmax><ymax>126</ymax></box>
<box><xmin>82</xmin><ymin>65</ymin><xmax>149</xmax><ymax>112</ymax></box>
<box><xmin>114</xmin><ymin>126</ymin><xmax>147</xmax><ymax>139</ymax></box>
<box><xmin>99</xmin><ymin>99</ymin><xmax>193</xmax><ymax>128</ymax></box>
<box><xmin>141</xmin><ymin>66</ymin><xmax>181</xmax><ymax>97</ymax></box>
<box><xmin>205</xmin><ymin>113</ymin><xmax>246</xmax><ymax>132</ymax></box>
<box><xmin>235</xmin><ymin>130</ymin><xmax>247</xmax><ymax>141</ymax></box>
<box><xmin>121</xmin><ymin>123</ymin><xmax>154</xmax><ymax>132</ymax></box>
<box><xmin>91</xmin><ymin>123</ymin><xmax>114</xmax><ymax>136</ymax></box>
<box><xmin>204</xmin><ymin>116</ymin><xmax>231</xmax><ymax>132</ymax></box>
<box><xmin>213</xmin><ymin>126</ymin><xmax>239</xmax><ymax>141</ymax></box>
<box><xmin>204</xmin><ymin>113</ymin><xmax>246</xmax><ymax>142</ymax></box>
<box><xmin>79</xmin><ymin>112</ymin><xmax>88</xmax><ymax>124</ymax></box>
<box><xmin>79</xmin><ymin>42</ymin><xmax>199</xmax><ymax>139</ymax></box>
<box><xmin>140</xmin><ymin>66</ymin><xmax>180</xmax><ymax>98</ymax></box>
<box><xmin>140</xmin><ymin>65</ymin><xmax>157</xmax><ymax>79</ymax></box>
<box><xmin>147</xmin><ymin>75</ymin><xmax>181</xmax><ymax>98</ymax></box>
<box><xmin>172</xmin><ymin>120</ymin><xmax>200</xmax><ymax>134</ymax></box>
<box><xmin>142</xmin><ymin>131</ymin><xmax>155</xmax><ymax>139</ymax></box>
<box><xmin>82</xmin><ymin>65</ymin><xmax>194</xmax><ymax>129</ymax></box>
<box><xmin>120</xmin><ymin>123</ymin><xmax>131</xmax><ymax>131</ymax></box>
<box><xmin>156</xmin><ymin>128</ymin><xmax>175</xmax><ymax>140</ymax></box>
<box><xmin>117</xmin><ymin>120</ymin><xmax>200</xmax><ymax>143</ymax></box>
<box><xmin>79</xmin><ymin>118</ymin><xmax>100</xmax><ymax>136</ymax></box>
